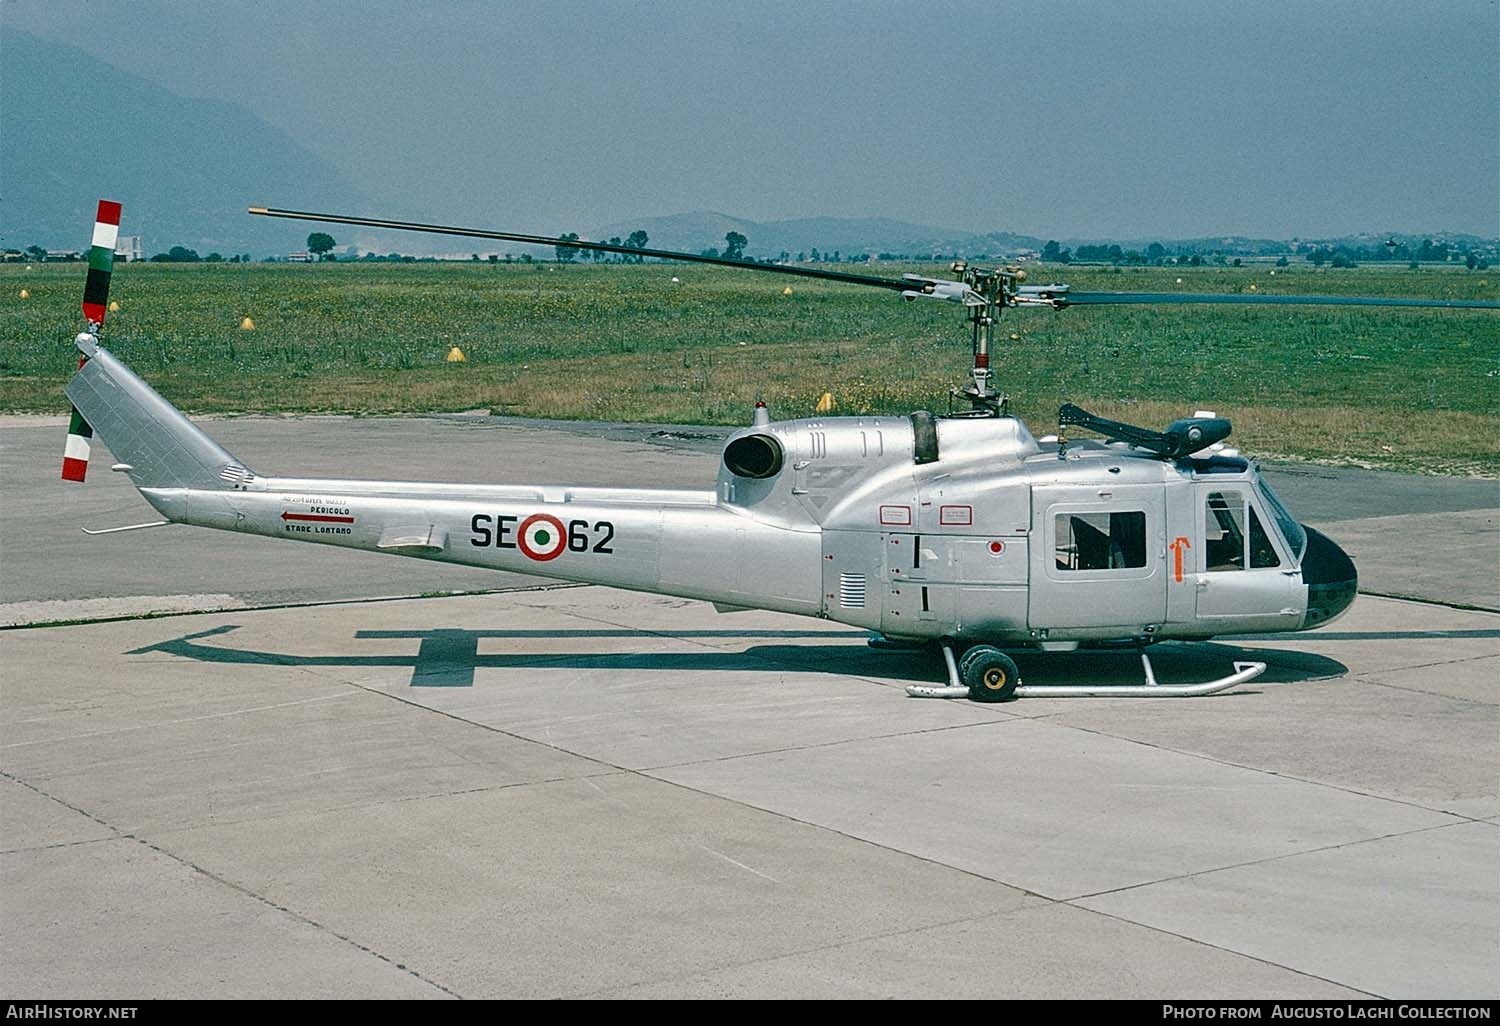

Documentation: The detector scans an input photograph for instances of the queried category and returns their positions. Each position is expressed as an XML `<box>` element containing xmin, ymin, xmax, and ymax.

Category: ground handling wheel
<box><xmin>960</xmin><ymin>645</ymin><xmax>1021</xmax><ymax>703</ymax></box>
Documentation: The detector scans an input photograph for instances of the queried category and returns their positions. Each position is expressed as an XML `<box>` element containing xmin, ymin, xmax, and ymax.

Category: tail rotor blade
<box><xmin>62</xmin><ymin>395</ymin><xmax>94</xmax><ymax>482</ymax></box>
<box><xmin>82</xmin><ymin>199</ymin><xmax>121</xmax><ymax>327</ymax></box>
<box><xmin>64</xmin><ymin>199</ymin><xmax>121</xmax><ymax>483</ymax></box>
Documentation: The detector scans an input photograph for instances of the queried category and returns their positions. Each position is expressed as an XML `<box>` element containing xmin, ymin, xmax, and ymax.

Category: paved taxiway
<box><xmin>1</xmin><ymin>416</ymin><xmax>1496</xmax><ymax>998</ymax></box>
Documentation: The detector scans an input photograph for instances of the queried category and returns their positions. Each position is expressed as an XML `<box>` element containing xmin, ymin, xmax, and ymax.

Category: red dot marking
<box><xmin>989</xmin><ymin>541</ymin><xmax>1005</xmax><ymax>554</ymax></box>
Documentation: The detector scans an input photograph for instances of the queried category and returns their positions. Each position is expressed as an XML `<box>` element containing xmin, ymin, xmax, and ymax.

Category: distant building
<box><xmin>114</xmin><ymin>236</ymin><xmax>144</xmax><ymax>262</ymax></box>
<box><xmin>45</xmin><ymin>250</ymin><xmax>81</xmax><ymax>261</ymax></box>
<box><xmin>286</xmin><ymin>251</ymin><xmax>312</xmax><ymax>262</ymax></box>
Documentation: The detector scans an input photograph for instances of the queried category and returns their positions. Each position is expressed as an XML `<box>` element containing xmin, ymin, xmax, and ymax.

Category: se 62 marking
<box><xmin>470</xmin><ymin>513</ymin><xmax>615</xmax><ymax>561</ymax></box>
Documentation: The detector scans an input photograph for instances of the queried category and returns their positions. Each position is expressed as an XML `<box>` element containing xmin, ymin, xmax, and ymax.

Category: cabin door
<box><xmin>1028</xmin><ymin>484</ymin><xmax>1167</xmax><ymax>632</ymax></box>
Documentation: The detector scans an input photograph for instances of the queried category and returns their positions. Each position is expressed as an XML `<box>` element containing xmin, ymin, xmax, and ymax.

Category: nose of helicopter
<box><xmin>1300</xmin><ymin>525</ymin><xmax>1358</xmax><ymax>629</ymax></box>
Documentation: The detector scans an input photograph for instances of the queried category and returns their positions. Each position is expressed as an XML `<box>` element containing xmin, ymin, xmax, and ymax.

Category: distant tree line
<box><xmin>10</xmin><ymin>228</ymin><xmax>1491</xmax><ymax>270</ymax></box>
<box><xmin>556</xmin><ymin>230</ymin><xmax>651</xmax><ymax>263</ymax></box>
<box><xmin>1039</xmin><ymin>236</ymin><xmax>1492</xmax><ymax>270</ymax></box>
<box><xmin>1046</xmin><ymin>240</ymin><xmax>1243</xmax><ymax>266</ymax></box>
<box><xmin>1303</xmin><ymin>239</ymin><xmax>1489</xmax><ymax>270</ymax></box>
<box><xmin>146</xmin><ymin>246</ymin><xmax>252</xmax><ymax>263</ymax></box>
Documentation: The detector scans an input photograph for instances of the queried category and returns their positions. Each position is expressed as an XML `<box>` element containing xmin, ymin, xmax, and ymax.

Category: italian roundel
<box><xmin>518</xmin><ymin>513</ymin><xmax>568</xmax><ymax>561</ymax></box>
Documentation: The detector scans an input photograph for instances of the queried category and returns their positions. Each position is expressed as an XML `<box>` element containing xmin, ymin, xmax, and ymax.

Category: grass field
<box><xmin>1</xmin><ymin>260</ymin><xmax>1496</xmax><ymax>474</ymax></box>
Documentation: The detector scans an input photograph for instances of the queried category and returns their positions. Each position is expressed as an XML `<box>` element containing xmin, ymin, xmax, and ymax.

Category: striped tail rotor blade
<box><xmin>64</xmin><ymin>200</ymin><xmax>121</xmax><ymax>482</ymax></box>
<box><xmin>82</xmin><ymin>199</ymin><xmax>121</xmax><ymax>326</ymax></box>
<box><xmin>62</xmin><ymin>388</ymin><xmax>94</xmax><ymax>482</ymax></box>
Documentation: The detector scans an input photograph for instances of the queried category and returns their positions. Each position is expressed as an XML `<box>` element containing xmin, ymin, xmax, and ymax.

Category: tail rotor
<box><xmin>62</xmin><ymin>199</ymin><xmax>121</xmax><ymax>483</ymax></box>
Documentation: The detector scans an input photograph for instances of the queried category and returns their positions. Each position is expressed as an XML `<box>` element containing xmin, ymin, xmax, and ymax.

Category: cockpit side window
<box><xmin>1205</xmin><ymin>491</ymin><xmax>1246</xmax><ymax>571</ymax></box>
<box><xmin>1249</xmin><ymin>507</ymin><xmax>1281</xmax><ymax>568</ymax></box>
<box><xmin>1257</xmin><ymin>480</ymin><xmax>1307</xmax><ymax>562</ymax></box>
<box><xmin>1206</xmin><ymin>490</ymin><xmax>1281</xmax><ymax>571</ymax></box>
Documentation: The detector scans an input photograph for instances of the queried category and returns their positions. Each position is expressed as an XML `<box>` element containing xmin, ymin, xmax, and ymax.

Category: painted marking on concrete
<box><xmin>698</xmin><ymin>845</ymin><xmax>780</xmax><ymax>883</ymax></box>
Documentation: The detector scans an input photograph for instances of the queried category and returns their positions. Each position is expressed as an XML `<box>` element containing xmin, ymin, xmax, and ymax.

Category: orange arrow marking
<box><xmin>1169</xmin><ymin>536</ymin><xmax>1192</xmax><ymax>583</ymax></box>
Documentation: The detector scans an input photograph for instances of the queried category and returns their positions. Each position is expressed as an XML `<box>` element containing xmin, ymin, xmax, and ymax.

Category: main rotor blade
<box><xmin>1060</xmin><ymin>291</ymin><xmax>1498</xmax><ymax>310</ymax></box>
<box><xmin>249</xmin><ymin>207</ymin><xmax>1499</xmax><ymax>311</ymax></box>
<box><xmin>249</xmin><ymin>206</ymin><xmax>917</xmax><ymax>294</ymax></box>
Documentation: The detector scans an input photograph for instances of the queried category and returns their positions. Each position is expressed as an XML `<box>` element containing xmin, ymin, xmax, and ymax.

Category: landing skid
<box><xmin>905</xmin><ymin>643</ymin><xmax>1266</xmax><ymax>700</ymax></box>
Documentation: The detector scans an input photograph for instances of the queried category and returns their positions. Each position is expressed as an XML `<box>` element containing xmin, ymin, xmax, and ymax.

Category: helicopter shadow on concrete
<box><xmin>1235</xmin><ymin>628</ymin><xmax>1500</xmax><ymax>642</ymax></box>
<box><xmin>127</xmin><ymin>624</ymin><xmax>901</xmax><ymax>689</ymax></box>
<box><xmin>126</xmin><ymin>624</ymin><xmax>1349</xmax><ymax>692</ymax></box>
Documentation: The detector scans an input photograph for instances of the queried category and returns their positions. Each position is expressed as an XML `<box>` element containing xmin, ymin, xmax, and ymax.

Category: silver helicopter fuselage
<box><xmin>66</xmin><ymin>336</ymin><xmax>1356</xmax><ymax>646</ymax></box>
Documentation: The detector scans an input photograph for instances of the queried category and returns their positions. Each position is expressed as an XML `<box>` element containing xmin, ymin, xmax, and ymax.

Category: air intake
<box><xmin>723</xmin><ymin>433</ymin><xmax>784</xmax><ymax>479</ymax></box>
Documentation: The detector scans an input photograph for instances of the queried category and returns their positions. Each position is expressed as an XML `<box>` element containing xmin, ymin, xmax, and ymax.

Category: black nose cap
<box><xmin>1301</xmin><ymin>525</ymin><xmax>1357</xmax><ymax>628</ymax></box>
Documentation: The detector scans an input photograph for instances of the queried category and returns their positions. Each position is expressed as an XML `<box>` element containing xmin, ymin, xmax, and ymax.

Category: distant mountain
<box><xmin>4</xmin><ymin>30</ymin><xmax>1485</xmax><ymax>262</ymax></box>
<box><xmin>0</xmin><ymin>29</ymin><xmax>366</xmax><ymax>256</ymax></box>
<box><xmin>591</xmin><ymin>211</ymin><xmax>1047</xmax><ymax>259</ymax></box>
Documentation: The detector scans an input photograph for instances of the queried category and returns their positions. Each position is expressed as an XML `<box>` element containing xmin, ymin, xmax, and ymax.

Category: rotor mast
<box><xmin>921</xmin><ymin>260</ymin><xmax>1062</xmax><ymax>415</ymax></box>
<box><xmin>941</xmin><ymin>261</ymin><xmax>1030</xmax><ymax>415</ymax></box>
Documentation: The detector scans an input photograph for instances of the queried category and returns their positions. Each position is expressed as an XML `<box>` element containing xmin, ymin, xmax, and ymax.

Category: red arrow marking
<box><xmin>282</xmin><ymin>512</ymin><xmax>355</xmax><ymax>523</ymax></box>
<box><xmin>1169</xmin><ymin>536</ymin><xmax>1192</xmax><ymax>583</ymax></box>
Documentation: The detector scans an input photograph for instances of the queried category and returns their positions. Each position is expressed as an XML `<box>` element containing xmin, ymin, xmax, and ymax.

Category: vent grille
<box><xmin>838</xmin><ymin>573</ymin><xmax>867</xmax><ymax>609</ymax></box>
<box><xmin>218</xmin><ymin>463</ymin><xmax>254</xmax><ymax>486</ymax></box>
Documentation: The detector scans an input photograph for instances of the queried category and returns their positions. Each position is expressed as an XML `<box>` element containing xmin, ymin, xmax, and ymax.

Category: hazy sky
<box><xmin>5</xmin><ymin>0</ymin><xmax>1497</xmax><ymax>238</ymax></box>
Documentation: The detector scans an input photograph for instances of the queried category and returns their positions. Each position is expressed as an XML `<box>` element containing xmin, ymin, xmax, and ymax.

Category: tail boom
<box><xmin>140</xmin><ymin>481</ymin><xmax>821</xmax><ymax>616</ymax></box>
<box><xmin>66</xmin><ymin>339</ymin><xmax>822</xmax><ymax>615</ymax></box>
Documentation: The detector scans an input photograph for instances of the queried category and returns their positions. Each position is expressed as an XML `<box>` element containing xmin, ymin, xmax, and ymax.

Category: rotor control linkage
<box><xmin>1057</xmin><ymin>403</ymin><xmax>1232</xmax><ymax>459</ymax></box>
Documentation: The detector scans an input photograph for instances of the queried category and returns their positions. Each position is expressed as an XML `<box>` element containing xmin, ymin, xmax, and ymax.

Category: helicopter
<box><xmin>58</xmin><ymin>201</ymin><xmax>1498</xmax><ymax>702</ymax></box>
